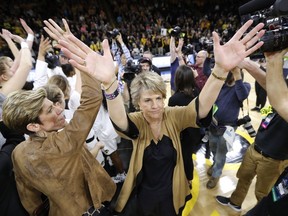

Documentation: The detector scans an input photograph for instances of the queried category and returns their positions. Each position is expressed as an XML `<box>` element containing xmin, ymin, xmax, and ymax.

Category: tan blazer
<box><xmin>12</xmin><ymin>71</ymin><xmax>116</xmax><ymax>215</ymax></box>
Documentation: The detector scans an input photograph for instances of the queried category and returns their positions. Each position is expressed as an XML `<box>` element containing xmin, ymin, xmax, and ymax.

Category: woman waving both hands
<box><xmin>54</xmin><ymin>18</ymin><xmax>265</xmax><ymax>216</ymax></box>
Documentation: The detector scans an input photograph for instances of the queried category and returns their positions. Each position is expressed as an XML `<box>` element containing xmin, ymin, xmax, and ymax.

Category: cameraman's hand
<box><xmin>264</xmin><ymin>48</ymin><xmax>288</xmax><ymax>61</ymax></box>
<box><xmin>116</xmin><ymin>34</ymin><xmax>124</xmax><ymax>45</ymax></box>
<box><xmin>213</xmin><ymin>20</ymin><xmax>265</xmax><ymax>72</ymax></box>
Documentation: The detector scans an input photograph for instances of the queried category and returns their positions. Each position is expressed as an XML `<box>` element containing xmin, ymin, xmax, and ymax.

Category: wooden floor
<box><xmin>164</xmin><ymin>70</ymin><xmax>266</xmax><ymax>216</ymax></box>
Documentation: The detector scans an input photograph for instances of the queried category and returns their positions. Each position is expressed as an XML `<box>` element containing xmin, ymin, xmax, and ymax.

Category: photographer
<box><xmin>122</xmin><ymin>57</ymin><xmax>159</xmax><ymax>112</ymax></box>
<box><xmin>216</xmin><ymin>57</ymin><xmax>288</xmax><ymax>213</ymax></box>
<box><xmin>110</xmin><ymin>31</ymin><xmax>133</xmax><ymax>92</ymax></box>
<box><xmin>142</xmin><ymin>51</ymin><xmax>161</xmax><ymax>75</ymax></box>
<box><xmin>191</xmin><ymin>49</ymin><xmax>212</xmax><ymax>91</ymax></box>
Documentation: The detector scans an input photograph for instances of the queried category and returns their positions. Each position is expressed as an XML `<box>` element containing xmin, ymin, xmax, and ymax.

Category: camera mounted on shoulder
<box><xmin>239</xmin><ymin>0</ymin><xmax>288</xmax><ymax>52</ymax></box>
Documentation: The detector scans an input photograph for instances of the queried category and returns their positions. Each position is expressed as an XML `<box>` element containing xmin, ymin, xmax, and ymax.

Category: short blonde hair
<box><xmin>130</xmin><ymin>72</ymin><xmax>166</xmax><ymax>110</ymax></box>
<box><xmin>2</xmin><ymin>88</ymin><xmax>47</xmax><ymax>134</ymax></box>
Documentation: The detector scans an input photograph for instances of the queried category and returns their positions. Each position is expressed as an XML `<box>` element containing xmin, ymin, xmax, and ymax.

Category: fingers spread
<box><xmin>241</xmin><ymin>22</ymin><xmax>265</xmax><ymax>45</ymax></box>
<box><xmin>48</xmin><ymin>19</ymin><xmax>65</xmax><ymax>35</ymax></box>
<box><xmin>43</xmin><ymin>20</ymin><xmax>62</xmax><ymax>41</ymax></box>
<box><xmin>245</xmin><ymin>29</ymin><xmax>265</xmax><ymax>50</ymax></box>
<box><xmin>67</xmin><ymin>35</ymin><xmax>91</xmax><ymax>54</ymax></box>
<box><xmin>231</xmin><ymin>20</ymin><xmax>254</xmax><ymax>41</ymax></box>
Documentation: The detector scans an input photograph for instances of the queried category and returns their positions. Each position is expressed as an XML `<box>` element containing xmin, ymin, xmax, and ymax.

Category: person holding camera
<box><xmin>216</xmin><ymin>57</ymin><xmax>288</xmax><ymax>213</ymax></box>
<box><xmin>110</xmin><ymin>31</ymin><xmax>133</xmax><ymax>91</ymax></box>
<box><xmin>142</xmin><ymin>51</ymin><xmax>161</xmax><ymax>75</ymax></box>
<box><xmin>206</xmin><ymin>67</ymin><xmax>251</xmax><ymax>189</ymax></box>
<box><xmin>242</xmin><ymin>48</ymin><xmax>288</xmax><ymax>216</ymax></box>
<box><xmin>251</xmin><ymin>58</ymin><xmax>267</xmax><ymax>112</ymax></box>
<box><xmin>192</xmin><ymin>50</ymin><xmax>212</xmax><ymax>91</ymax></box>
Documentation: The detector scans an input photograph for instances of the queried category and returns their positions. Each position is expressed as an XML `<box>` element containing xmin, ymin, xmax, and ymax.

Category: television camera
<box><xmin>239</xmin><ymin>0</ymin><xmax>288</xmax><ymax>52</ymax></box>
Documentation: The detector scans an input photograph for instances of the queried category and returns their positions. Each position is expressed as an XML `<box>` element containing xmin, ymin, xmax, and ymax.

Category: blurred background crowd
<box><xmin>0</xmin><ymin>0</ymin><xmax>249</xmax><ymax>60</ymax></box>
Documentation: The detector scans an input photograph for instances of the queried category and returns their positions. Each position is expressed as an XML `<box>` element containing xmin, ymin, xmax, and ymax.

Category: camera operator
<box><xmin>182</xmin><ymin>44</ymin><xmax>197</xmax><ymax>66</ymax></box>
<box><xmin>122</xmin><ymin>57</ymin><xmax>160</xmax><ymax>113</ymax></box>
<box><xmin>142</xmin><ymin>51</ymin><xmax>161</xmax><ymax>75</ymax></box>
<box><xmin>216</xmin><ymin>57</ymin><xmax>288</xmax><ymax>213</ymax></box>
<box><xmin>110</xmin><ymin>31</ymin><xmax>133</xmax><ymax>93</ymax></box>
<box><xmin>243</xmin><ymin>48</ymin><xmax>288</xmax><ymax>216</ymax></box>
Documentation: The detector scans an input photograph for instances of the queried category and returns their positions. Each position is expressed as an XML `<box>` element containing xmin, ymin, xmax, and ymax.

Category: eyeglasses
<box><xmin>196</xmin><ymin>56</ymin><xmax>205</xmax><ymax>58</ymax></box>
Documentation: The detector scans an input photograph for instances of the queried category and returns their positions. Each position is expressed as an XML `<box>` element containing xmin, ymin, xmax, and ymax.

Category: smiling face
<box><xmin>138</xmin><ymin>89</ymin><xmax>164</xmax><ymax>121</ymax></box>
<box><xmin>37</xmin><ymin>98</ymin><xmax>66</xmax><ymax>132</ymax></box>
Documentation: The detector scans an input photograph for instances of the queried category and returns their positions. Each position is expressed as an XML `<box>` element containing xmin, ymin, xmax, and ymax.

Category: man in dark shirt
<box><xmin>215</xmin><ymin>56</ymin><xmax>288</xmax><ymax>213</ymax></box>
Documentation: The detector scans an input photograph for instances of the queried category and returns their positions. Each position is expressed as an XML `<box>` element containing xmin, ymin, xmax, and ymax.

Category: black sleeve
<box><xmin>111</xmin><ymin>115</ymin><xmax>139</xmax><ymax>139</ymax></box>
<box><xmin>152</xmin><ymin>65</ymin><xmax>161</xmax><ymax>75</ymax></box>
<box><xmin>195</xmin><ymin>97</ymin><xmax>213</xmax><ymax>127</ymax></box>
<box><xmin>203</xmin><ymin>57</ymin><xmax>212</xmax><ymax>77</ymax></box>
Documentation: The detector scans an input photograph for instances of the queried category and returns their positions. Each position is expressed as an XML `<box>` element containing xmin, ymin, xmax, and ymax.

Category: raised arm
<box><xmin>170</xmin><ymin>36</ymin><xmax>177</xmax><ymax>63</ymax></box>
<box><xmin>45</xmin><ymin>19</ymin><xmax>128</xmax><ymax>131</ymax></box>
<box><xmin>176</xmin><ymin>38</ymin><xmax>185</xmax><ymax>66</ymax></box>
<box><xmin>1</xmin><ymin>44</ymin><xmax>32</xmax><ymax>96</ymax></box>
<box><xmin>20</xmin><ymin>18</ymin><xmax>35</xmax><ymax>50</ymax></box>
<box><xmin>265</xmin><ymin>48</ymin><xmax>288</xmax><ymax>121</ymax></box>
<box><xmin>0</xmin><ymin>29</ymin><xmax>19</xmax><ymax>57</ymax></box>
<box><xmin>238</xmin><ymin>58</ymin><xmax>266</xmax><ymax>89</ymax></box>
<box><xmin>198</xmin><ymin>20</ymin><xmax>265</xmax><ymax>119</ymax></box>
<box><xmin>33</xmin><ymin>36</ymin><xmax>52</xmax><ymax>89</ymax></box>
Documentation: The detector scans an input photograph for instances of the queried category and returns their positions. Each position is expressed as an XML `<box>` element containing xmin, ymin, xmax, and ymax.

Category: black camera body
<box><xmin>45</xmin><ymin>52</ymin><xmax>59</xmax><ymax>69</ymax></box>
<box><xmin>182</xmin><ymin>44</ymin><xmax>195</xmax><ymax>55</ymax></box>
<box><xmin>123</xmin><ymin>60</ymin><xmax>141</xmax><ymax>82</ymax></box>
<box><xmin>240</xmin><ymin>0</ymin><xmax>288</xmax><ymax>52</ymax></box>
<box><xmin>106</xmin><ymin>28</ymin><xmax>120</xmax><ymax>39</ymax></box>
<box><xmin>237</xmin><ymin>115</ymin><xmax>257</xmax><ymax>137</ymax></box>
<box><xmin>168</xmin><ymin>26</ymin><xmax>185</xmax><ymax>38</ymax></box>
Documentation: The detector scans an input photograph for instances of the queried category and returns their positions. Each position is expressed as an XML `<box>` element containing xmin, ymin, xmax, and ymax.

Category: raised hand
<box><xmin>213</xmin><ymin>20</ymin><xmax>265</xmax><ymax>72</ymax></box>
<box><xmin>60</xmin><ymin>37</ymin><xmax>116</xmax><ymax>85</ymax></box>
<box><xmin>10</xmin><ymin>34</ymin><xmax>25</xmax><ymax>44</ymax></box>
<box><xmin>44</xmin><ymin>18</ymin><xmax>116</xmax><ymax>84</ymax></box>
<box><xmin>43</xmin><ymin>18</ymin><xmax>72</xmax><ymax>46</ymax></box>
<box><xmin>0</xmin><ymin>29</ymin><xmax>13</xmax><ymax>41</ymax></box>
<box><xmin>20</xmin><ymin>18</ymin><xmax>34</xmax><ymax>36</ymax></box>
<box><xmin>38</xmin><ymin>35</ymin><xmax>52</xmax><ymax>61</ymax></box>
<box><xmin>20</xmin><ymin>19</ymin><xmax>34</xmax><ymax>49</ymax></box>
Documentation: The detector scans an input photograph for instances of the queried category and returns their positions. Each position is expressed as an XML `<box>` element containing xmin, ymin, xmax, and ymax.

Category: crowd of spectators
<box><xmin>1</xmin><ymin>0</ymin><xmax>250</xmax><ymax>60</ymax></box>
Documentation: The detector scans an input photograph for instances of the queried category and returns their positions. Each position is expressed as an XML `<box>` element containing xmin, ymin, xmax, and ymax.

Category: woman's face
<box><xmin>138</xmin><ymin>89</ymin><xmax>164</xmax><ymax>120</ymax></box>
<box><xmin>38</xmin><ymin>98</ymin><xmax>66</xmax><ymax>132</ymax></box>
